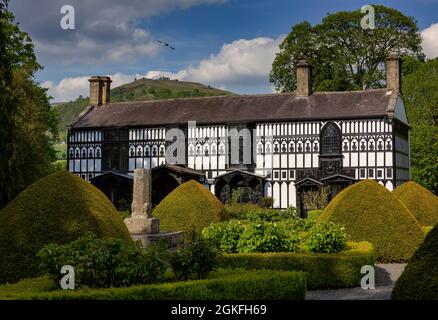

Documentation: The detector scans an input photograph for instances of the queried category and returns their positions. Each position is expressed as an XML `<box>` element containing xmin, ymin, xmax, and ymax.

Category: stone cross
<box><xmin>131</xmin><ymin>168</ymin><xmax>152</xmax><ymax>218</ymax></box>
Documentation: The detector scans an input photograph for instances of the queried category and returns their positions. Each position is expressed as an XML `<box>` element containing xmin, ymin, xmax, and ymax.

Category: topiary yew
<box><xmin>0</xmin><ymin>171</ymin><xmax>133</xmax><ymax>285</ymax></box>
<box><xmin>317</xmin><ymin>180</ymin><xmax>424</xmax><ymax>262</ymax></box>
<box><xmin>152</xmin><ymin>180</ymin><xmax>227</xmax><ymax>233</ymax></box>
<box><xmin>392</xmin><ymin>221</ymin><xmax>438</xmax><ymax>300</ymax></box>
<box><xmin>393</xmin><ymin>181</ymin><xmax>438</xmax><ymax>227</ymax></box>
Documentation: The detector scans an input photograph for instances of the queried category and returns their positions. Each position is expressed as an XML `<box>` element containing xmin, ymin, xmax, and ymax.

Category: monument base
<box><xmin>124</xmin><ymin>216</ymin><xmax>160</xmax><ymax>234</ymax></box>
<box><xmin>131</xmin><ymin>231</ymin><xmax>184</xmax><ymax>249</ymax></box>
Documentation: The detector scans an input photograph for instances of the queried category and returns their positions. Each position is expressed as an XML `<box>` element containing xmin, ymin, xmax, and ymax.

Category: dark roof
<box><xmin>153</xmin><ymin>164</ymin><xmax>204</xmax><ymax>176</ymax></box>
<box><xmin>72</xmin><ymin>89</ymin><xmax>396</xmax><ymax>129</ymax></box>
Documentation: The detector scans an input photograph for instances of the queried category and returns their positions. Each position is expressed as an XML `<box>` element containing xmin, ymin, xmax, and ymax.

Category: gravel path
<box><xmin>306</xmin><ymin>264</ymin><xmax>406</xmax><ymax>300</ymax></box>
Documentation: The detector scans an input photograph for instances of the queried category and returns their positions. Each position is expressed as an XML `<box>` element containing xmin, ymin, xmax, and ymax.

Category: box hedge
<box><xmin>318</xmin><ymin>180</ymin><xmax>424</xmax><ymax>262</ymax></box>
<box><xmin>392</xmin><ymin>221</ymin><xmax>438</xmax><ymax>300</ymax></box>
<box><xmin>0</xmin><ymin>270</ymin><xmax>306</xmax><ymax>300</ymax></box>
<box><xmin>393</xmin><ymin>181</ymin><xmax>438</xmax><ymax>227</ymax></box>
<box><xmin>0</xmin><ymin>171</ymin><xmax>133</xmax><ymax>285</ymax></box>
<box><xmin>218</xmin><ymin>241</ymin><xmax>374</xmax><ymax>289</ymax></box>
<box><xmin>153</xmin><ymin>180</ymin><xmax>227</xmax><ymax>233</ymax></box>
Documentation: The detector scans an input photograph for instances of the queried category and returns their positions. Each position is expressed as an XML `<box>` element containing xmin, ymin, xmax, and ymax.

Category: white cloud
<box><xmin>422</xmin><ymin>23</ymin><xmax>438</xmax><ymax>59</ymax></box>
<box><xmin>145</xmin><ymin>36</ymin><xmax>284</xmax><ymax>90</ymax></box>
<box><xmin>44</xmin><ymin>35</ymin><xmax>283</xmax><ymax>102</ymax></box>
<box><xmin>11</xmin><ymin>0</ymin><xmax>225</xmax><ymax>64</ymax></box>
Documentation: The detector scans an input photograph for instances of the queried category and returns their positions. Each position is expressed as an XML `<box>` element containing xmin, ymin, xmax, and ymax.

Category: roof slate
<box><xmin>72</xmin><ymin>89</ymin><xmax>395</xmax><ymax>129</ymax></box>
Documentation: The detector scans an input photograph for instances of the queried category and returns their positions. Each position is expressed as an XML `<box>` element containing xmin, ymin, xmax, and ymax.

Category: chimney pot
<box><xmin>89</xmin><ymin>76</ymin><xmax>112</xmax><ymax>106</ymax></box>
<box><xmin>386</xmin><ymin>54</ymin><xmax>401</xmax><ymax>92</ymax></box>
<box><xmin>296</xmin><ymin>60</ymin><xmax>313</xmax><ymax>97</ymax></box>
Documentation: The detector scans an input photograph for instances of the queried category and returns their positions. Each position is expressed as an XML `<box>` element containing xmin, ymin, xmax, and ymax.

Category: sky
<box><xmin>9</xmin><ymin>0</ymin><xmax>438</xmax><ymax>102</ymax></box>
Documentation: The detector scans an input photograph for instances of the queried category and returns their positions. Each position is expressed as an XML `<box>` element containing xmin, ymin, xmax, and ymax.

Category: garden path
<box><xmin>305</xmin><ymin>264</ymin><xmax>406</xmax><ymax>300</ymax></box>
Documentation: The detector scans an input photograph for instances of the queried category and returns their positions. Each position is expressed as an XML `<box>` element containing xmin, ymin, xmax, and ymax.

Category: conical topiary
<box><xmin>392</xmin><ymin>222</ymin><xmax>438</xmax><ymax>300</ymax></box>
<box><xmin>393</xmin><ymin>181</ymin><xmax>438</xmax><ymax>227</ymax></box>
<box><xmin>153</xmin><ymin>180</ymin><xmax>227</xmax><ymax>233</ymax></box>
<box><xmin>317</xmin><ymin>180</ymin><xmax>424</xmax><ymax>262</ymax></box>
<box><xmin>0</xmin><ymin>171</ymin><xmax>133</xmax><ymax>284</ymax></box>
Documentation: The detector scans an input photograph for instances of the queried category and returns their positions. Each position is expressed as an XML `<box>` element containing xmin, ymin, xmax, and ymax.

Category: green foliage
<box><xmin>0</xmin><ymin>171</ymin><xmax>133</xmax><ymax>284</ymax></box>
<box><xmin>259</xmin><ymin>196</ymin><xmax>274</xmax><ymax>208</ymax></box>
<box><xmin>236</xmin><ymin>222</ymin><xmax>300</xmax><ymax>254</ymax></box>
<box><xmin>301</xmin><ymin>186</ymin><xmax>330</xmax><ymax>211</ymax></box>
<box><xmin>153</xmin><ymin>180</ymin><xmax>227</xmax><ymax>233</ymax></box>
<box><xmin>307</xmin><ymin>210</ymin><xmax>322</xmax><ymax>222</ymax></box>
<box><xmin>318</xmin><ymin>180</ymin><xmax>425</xmax><ymax>262</ymax></box>
<box><xmin>37</xmin><ymin>234</ymin><xmax>167</xmax><ymax>289</ymax></box>
<box><xmin>402</xmin><ymin>58</ymin><xmax>438</xmax><ymax>194</ymax></box>
<box><xmin>219</xmin><ymin>241</ymin><xmax>374</xmax><ymax>289</ymax></box>
<box><xmin>225</xmin><ymin>203</ymin><xmax>299</xmax><ymax>222</ymax></box>
<box><xmin>0</xmin><ymin>8</ymin><xmax>59</xmax><ymax>209</ymax></box>
<box><xmin>202</xmin><ymin>220</ymin><xmax>246</xmax><ymax>253</ymax></box>
<box><xmin>393</xmin><ymin>181</ymin><xmax>438</xmax><ymax>227</ymax></box>
<box><xmin>305</xmin><ymin>222</ymin><xmax>347</xmax><ymax>254</ymax></box>
<box><xmin>0</xmin><ymin>269</ymin><xmax>307</xmax><ymax>300</ymax></box>
<box><xmin>392</xmin><ymin>222</ymin><xmax>438</xmax><ymax>300</ymax></box>
<box><xmin>170</xmin><ymin>231</ymin><xmax>218</xmax><ymax>281</ymax></box>
<box><xmin>270</xmin><ymin>5</ymin><xmax>423</xmax><ymax>92</ymax></box>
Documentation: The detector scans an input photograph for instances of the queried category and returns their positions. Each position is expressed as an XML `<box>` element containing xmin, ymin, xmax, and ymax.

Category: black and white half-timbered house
<box><xmin>67</xmin><ymin>55</ymin><xmax>410</xmax><ymax>213</ymax></box>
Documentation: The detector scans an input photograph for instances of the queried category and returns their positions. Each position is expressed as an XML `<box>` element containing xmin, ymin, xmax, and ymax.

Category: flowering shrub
<box><xmin>305</xmin><ymin>222</ymin><xmax>347</xmax><ymax>253</ymax></box>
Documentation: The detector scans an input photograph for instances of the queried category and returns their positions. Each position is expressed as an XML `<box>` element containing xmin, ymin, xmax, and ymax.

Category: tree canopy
<box><xmin>0</xmin><ymin>3</ymin><xmax>59</xmax><ymax>208</ymax></box>
<box><xmin>270</xmin><ymin>5</ymin><xmax>423</xmax><ymax>92</ymax></box>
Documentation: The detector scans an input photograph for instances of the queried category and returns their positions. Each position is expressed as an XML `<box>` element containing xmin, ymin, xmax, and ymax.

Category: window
<box><xmin>377</xmin><ymin>169</ymin><xmax>383</xmax><ymax>179</ymax></box>
<box><xmin>321</xmin><ymin>122</ymin><xmax>341</xmax><ymax>155</ymax></box>
<box><xmin>289</xmin><ymin>170</ymin><xmax>295</xmax><ymax>180</ymax></box>
<box><xmin>386</xmin><ymin>168</ymin><xmax>393</xmax><ymax>179</ymax></box>
<box><xmin>368</xmin><ymin>169</ymin><xmax>375</xmax><ymax>178</ymax></box>
<box><xmin>273</xmin><ymin>170</ymin><xmax>280</xmax><ymax>180</ymax></box>
<box><xmin>281</xmin><ymin>170</ymin><xmax>287</xmax><ymax>180</ymax></box>
<box><xmin>102</xmin><ymin>129</ymin><xmax>129</xmax><ymax>172</ymax></box>
<box><xmin>360</xmin><ymin>169</ymin><xmax>366</xmax><ymax>179</ymax></box>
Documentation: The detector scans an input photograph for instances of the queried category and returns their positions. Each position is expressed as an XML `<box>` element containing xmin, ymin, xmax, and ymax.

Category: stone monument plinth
<box><xmin>124</xmin><ymin>168</ymin><xmax>183</xmax><ymax>249</ymax></box>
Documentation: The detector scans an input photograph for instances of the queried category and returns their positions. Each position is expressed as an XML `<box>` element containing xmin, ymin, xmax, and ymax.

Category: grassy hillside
<box><xmin>52</xmin><ymin>78</ymin><xmax>235</xmax><ymax>158</ymax></box>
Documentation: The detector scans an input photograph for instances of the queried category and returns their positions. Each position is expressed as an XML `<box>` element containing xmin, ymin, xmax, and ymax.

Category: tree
<box><xmin>270</xmin><ymin>5</ymin><xmax>423</xmax><ymax>92</ymax></box>
<box><xmin>0</xmin><ymin>4</ymin><xmax>59</xmax><ymax>208</ymax></box>
<box><xmin>402</xmin><ymin>58</ymin><xmax>438</xmax><ymax>194</ymax></box>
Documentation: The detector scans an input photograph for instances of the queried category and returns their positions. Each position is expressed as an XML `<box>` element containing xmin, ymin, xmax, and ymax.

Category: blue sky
<box><xmin>10</xmin><ymin>0</ymin><xmax>438</xmax><ymax>102</ymax></box>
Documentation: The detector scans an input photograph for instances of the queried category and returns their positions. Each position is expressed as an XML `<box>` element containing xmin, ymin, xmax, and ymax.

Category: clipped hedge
<box><xmin>153</xmin><ymin>180</ymin><xmax>227</xmax><ymax>233</ymax></box>
<box><xmin>393</xmin><ymin>181</ymin><xmax>438</xmax><ymax>227</ymax></box>
<box><xmin>0</xmin><ymin>270</ymin><xmax>306</xmax><ymax>300</ymax></box>
<box><xmin>318</xmin><ymin>180</ymin><xmax>424</xmax><ymax>262</ymax></box>
<box><xmin>218</xmin><ymin>241</ymin><xmax>374</xmax><ymax>289</ymax></box>
<box><xmin>392</xmin><ymin>221</ymin><xmax>438</xmax><ymax>300</ymax></box>
<box><xmin>0</xmin><ymin>171</ymin><xmax>133</xmax><ymax>285</ymax></box>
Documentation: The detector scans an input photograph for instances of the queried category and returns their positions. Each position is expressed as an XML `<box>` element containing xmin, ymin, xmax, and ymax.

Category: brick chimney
<box><xmin>89</xmin><ymin>76</ymin><xmax>112</xmax><ymax>106</ymax></box>
<box><xmin>386</xmin><ymin>54</ymin><xmax>401</xmax><ymax>92</ymax></box>
<box><xmin>296</xmin><ymin>60</ymin><xmax>313</xmax><ymax>97</ymax></box>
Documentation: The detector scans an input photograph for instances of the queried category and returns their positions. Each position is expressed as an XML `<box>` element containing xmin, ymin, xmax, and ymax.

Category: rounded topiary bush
<box><xmin>392</xmin><ymin>222</ymin><xmax>438</xmax><ymax>300</ymax></box>
<box><xmin>317</xmin><ymin>180</ymin><xmax>424</xmax><ymax>262</ymax></box>
<box><xmin>0</xmin><ymin>171</ymin><xmax>133</xmax><ymax>284</ymax></box>
<box><xmin>393</xmin><ymin>181</ymin><xmax>438</xmax><ymax>227</ymax></box>
<box><xmin>153</xmin><ymin>180</ymin><xmax>227</xmax><ymax>233</ymax></box>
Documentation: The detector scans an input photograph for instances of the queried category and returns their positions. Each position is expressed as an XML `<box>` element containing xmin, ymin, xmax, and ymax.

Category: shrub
<box><xmin>393</xmin><ymin>181</ymin><xmax>438</xmax><ymax>227</ymax></box>
<box><xmin>305</xmin><ymin>222</ymin><xmax>347</xmax><ymax>254</ymax></box>
<box><xmin>153</xmin><ymin>180</ymin><xmax>227</xmax><ymax>233</ymax></box>
<box><xmin>392</xmin><ymin>222</ymin><xmax>438</xmax><ymax>300</ymax></box>
<box><xmin>307</xmin><ymin>210</ymin><xmax>322</xmax><ymax>222</ymax></box>
<box><xmin>318</xmin><ymin>180</ymin><xmax>425</xmax><ymax>262</ymax></box>
<box><xmin>219</xmin><ymin>241</ymin><xmax>374</xmax><ymax>289</ymax></box>
<box><xmin>37</xmin><ymin>234</ymin><xmax>167</xmax><ymax>289</ymax></box>
<box><xmin>225</xmin><ymin>203</ymin><xmax>299</xmax><ymax>222</ymax></box>
<box><xmin>202</xmin><ymin>220</ymin><xmax>246</xmax><ymax>253</ymax></box>
<box><xmin>236</xmin><ymin>222</ymin><xmax>299</xmax><ymax>253</ymax></box>
<box><xmin>0</xmin><ymin>171</ymin><xmax>133</xmax><ymax>285</ymax></box>
<box><xmin>301</xmin><ymin>186</ymin><xmax>330</xmax><ymax>210</ymax></box>
<box><xmin>0</xmin><ymin>270</ymin><xmax>306</xmax><ymax>300</ymax></box>
<box><xmin>259</xmin><ymin>196</ymin><xmax>274</xmax><ymax>208</ymax></box>
<box><xmin>170</xmin><ymin>231</ymin><xmax>218</xmax><ymax>281</ymax></box>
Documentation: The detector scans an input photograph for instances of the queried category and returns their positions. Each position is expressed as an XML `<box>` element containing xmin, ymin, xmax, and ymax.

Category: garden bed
<box><xmin>218</xmin><ymin>241</ymin><xmax>374</xmax><ymax>289</ymax></box>
<box><xmin>0</xmin><ymin>269</ymin><xmax>306</xmax><ymax>300</ymax></box>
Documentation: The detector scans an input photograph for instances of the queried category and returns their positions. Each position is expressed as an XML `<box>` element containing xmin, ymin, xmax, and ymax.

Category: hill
<box><xmin>52</xmin><ymin>78</ymin><xmax>235</xmax><ymax>145</ymax></box>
